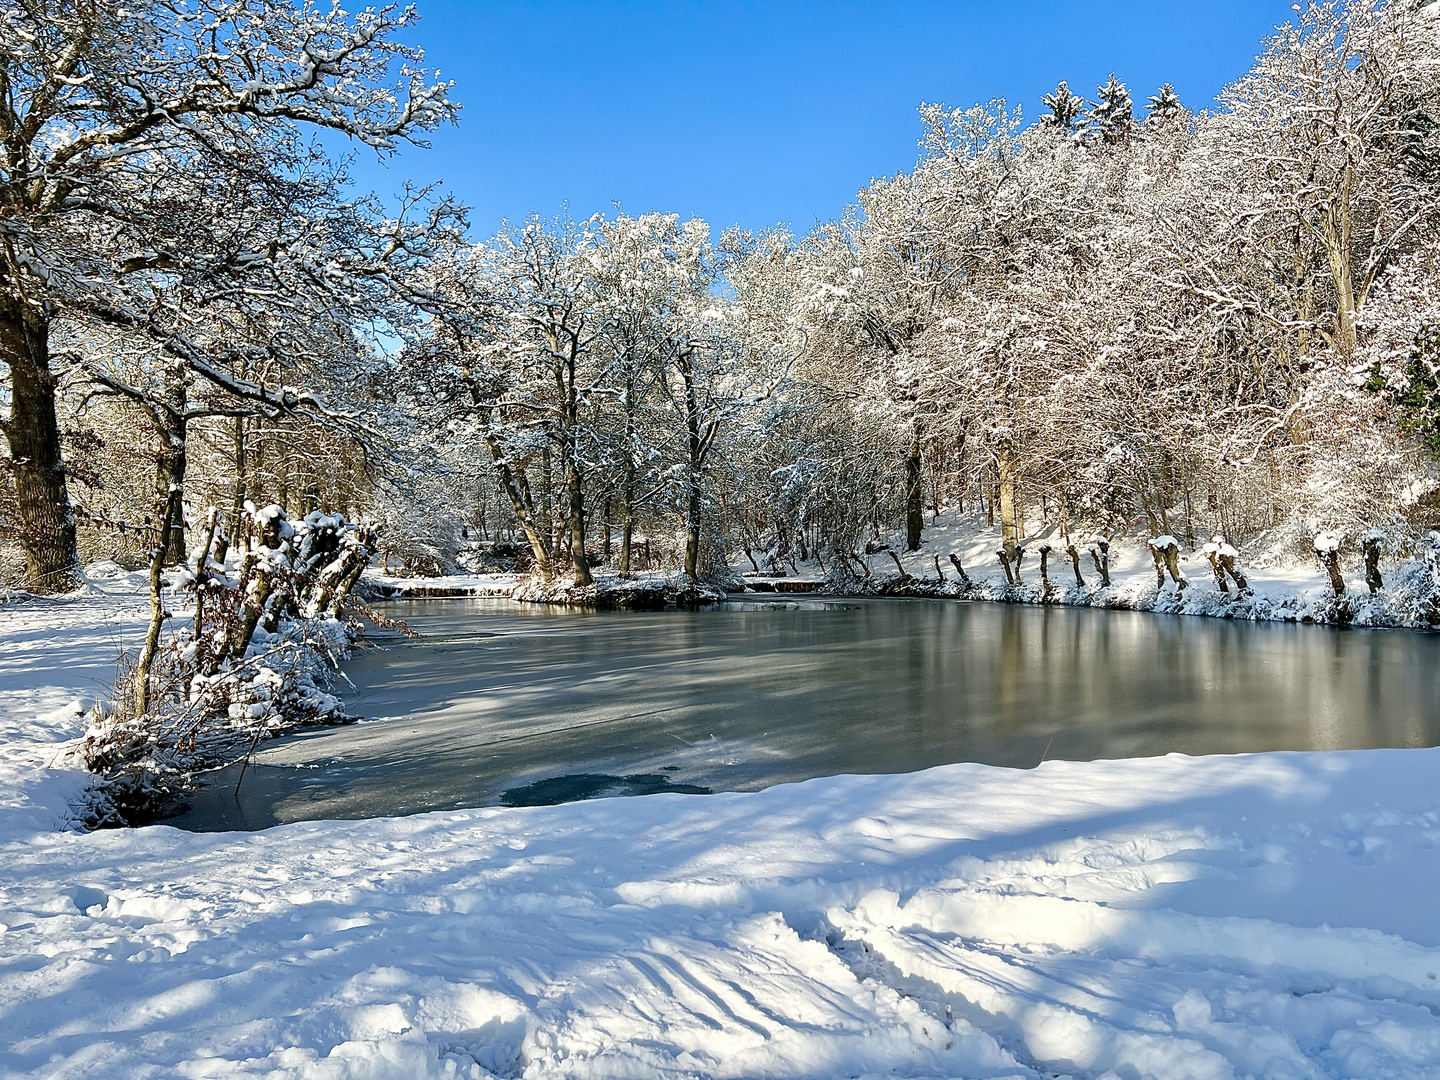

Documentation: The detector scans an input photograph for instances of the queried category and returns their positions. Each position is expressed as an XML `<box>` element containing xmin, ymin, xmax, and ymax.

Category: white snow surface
<box><xmin>4</xmin><ymin>573</ymin><xmax>1440</xmax><ymax>1078</ymax></box>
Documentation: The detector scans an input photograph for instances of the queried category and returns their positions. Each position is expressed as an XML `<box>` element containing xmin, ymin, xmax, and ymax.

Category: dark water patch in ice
<box><xmin>500</xmin><ymin>773</ymin><xmax>712</xmax><ymax>807</ymax></box>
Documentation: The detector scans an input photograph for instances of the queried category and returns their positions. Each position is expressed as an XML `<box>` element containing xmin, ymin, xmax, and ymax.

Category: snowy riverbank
<box><xmin>4</xmin><ymin>576</ymin><xmax>1440</xmax><ymax>1078</ymax></box>
<box><xmin>739</xmin><ymin>509</ymin><xmax>1440</xmax><ymax>630</ymax></box>
<box><xmin>365</xmin><ymin>509</ymin><xmax>1440</xmax><ymax>629</ymax></box>
<box><xmin>362</xmin><ymin>570</ymin><xmax>726</xmax><ymax>609</ymax></box>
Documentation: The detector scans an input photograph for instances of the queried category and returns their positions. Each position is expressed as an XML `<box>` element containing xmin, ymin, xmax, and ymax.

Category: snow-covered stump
<box><xmin>1038</xmin><ymin>543</ymin><xmax>1053</xmax><ymax>591</ymax></box>
<box><xmin>996</xmin><ymin>548</ymin><xmax>1016</xmax><ymax>587</ymax></box>
<box><xmin>1219</xmin><ymin>546</ymin><xmax>1248</xmax><ymax>593</ymax></box>
<box><xmin>948</xmin><ymin>552</ymin><xmax>971</xmax><ymax>585</ymax></box>
<box><xmin>1149</xmin><ymin>544</ymin><xmax>1166</xmax><ymax>587</ymax></box>
<box><xmin>1148</xmin><ymin>535</ymin><xmax>1188</xmax><ymax>591</ymax></box>
<box><xmin>1065</xmin><ymin>542</ymin><xmax>1086</xmax><ymax>587</ymax></box>
<box><xmin>1202</xmin><ymin>539</ymin><xmax>1229</xmax><ymax>594</ymax></box>
<box><xmin>1086</xmin><ymin>535</ymin><xmax>1112</xmax><ymax>588</ymax></box>
<box><xmin>933</xmin><ymin>554</ymin><xmax>944</xmax><ymax>582</ymax></box>
<box><xmin>1201</xmin><ymin>536</ymin><xmax>1248</xmax><ymax>596</ymax></box>
<box><xmin>1361</xmin><ymin>529</ymin><xmax>1387</xmax><ymax>594</ymax></box>
<box><xmin>1314</xmin><ymin>532</ymin><xmax>1347</xmax><ymax>597</ymax></box>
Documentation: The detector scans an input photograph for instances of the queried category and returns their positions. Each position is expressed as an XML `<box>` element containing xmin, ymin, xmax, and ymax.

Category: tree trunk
<box><xmin>1149</xmin><ymin>538</ymin><xmax>1187</xmax><ymax>589</ymax></box>
<box><xmin>1163</xmin><ymin>544</ymin><xmax>1187</xmax><ymax>589</ymax></box>
<box><xmin>887</xmin><ymin>549</ymin><xmax>909</xmax><ymax>582</ymax></box>
<box><xmin>620</xmin><ymin>409</ymin><xmax>636</xmax><ymax>576</ymax></box>
<box><xmin>277</xmin><ymin>447</ymin><xmax>291</xmax><ymax>518</ymax></box>
<box><xmin>481</xmin><ymin>429</ymin><xmax>553</xmax><ymax>579</ymax></box>
<box><xmin>1089</xmin><ymin>539</ymin><xmax>1112</xmax><ymax>587</ymax></box>
<box><xmin>1362</xmin><ymin>536</ymin><xmax>1384</xmax><ymax>594</ymax></box>
<box><xmin>155</xmin><ymin>431</ymin><xmax>188</xmax><ymax>565</ymax></box>
<box><xmin>1322</xmin><ymin>165</ymin><xmax>1358</xmax><ymax>357</ymax></box>
<box><xmin>1220</xmin><ymin>553</ymin><xmax>1248</xmax><ymax>592</ymax></box>
<box><xmin>996</xmin><ymin>445</ymin><xmax>1019</xmax><ymax>560</ymax></box>
<box><xmin>1205</xmin><ymin>548</ymin><xmax>1229</xmax><ymax>594</ymax></box>
<box><xmin>930</xmin><ymin>441</ymin><xmax>941</xmax><ymax>523</ymax></box>
<box><xmin>996</xmin><ymin>547</ymin><xmax>1016</xmax><ymax>586</ymax></box>
<box><xmin>231</xmin><ymin>416</ymin><xmax>247</xmax><ymax>541</ymax></box>
<box><xmin>249</xmin><ymin>426</ymin><xmax>265</xmax><ymax>504</ymax></box>
<box><xmin>948</xmin><ymin>553</ymin><xmax>970</xmax><ymax>585</ymax></box>
<box><xmin>540</xmin><ymin>442</ymin><xmax>554</xmax><ymax>559</ymax></box>
<box><xmin>190</xmin><ymin>508</ymin><xmax>221</xmax><ymax>667</ymax></box>
<box><xmin>134</xmin><ymin>479</ymin><xmax>184</xmax><ymax>717</ymax></box>
<box><xmin>1149</xmin><ymin>546</ymin><xmax>1167</xmax><ymax>587</ymax></box>
<box><xmin>684</xmin><ymin>472</ymin><xmax>702</xmax><ymax>579</ymax></box>
<box><xmin>1318</xmin><ymin>549</ymin><xmax>1346</xmax><ymax>597</ymax></box>
<box><xmin>566</xmin><ymin>450</ymin><xmax>592</xmax><ymax>587</ymax></box>
<box><xmin>679</xmin><ymin>355</ymin><xmax>709</xmax><ymax>581</ymax></box>
<box><xmin>0</xmin><ymin>301</ymin><xmax>80</xmax><ymax>592</ymax></box>
<box><xmin>905</xmin><ymin>427</ymin><xmax>923</xmax><ymax>551</ymax></box>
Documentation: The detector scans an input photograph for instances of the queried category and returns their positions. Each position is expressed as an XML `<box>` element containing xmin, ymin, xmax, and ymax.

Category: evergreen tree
<box><xmin>1040</xmin><ymin>81</ymin><xmax>1086</xmax><ymax>133</ymax></box>
<box><xmin>1146</xmin><ymin>83</ymin><xmax>1184</xmax><ymax>122</ymax></box>
<box><xmin>1089</xmin><ymin>74</ymin><xmax>1134</xmax><ymax>145</ymax></box>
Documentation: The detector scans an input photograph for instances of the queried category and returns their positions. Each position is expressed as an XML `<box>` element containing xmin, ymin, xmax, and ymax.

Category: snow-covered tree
<box><xmin>1145</xmin><ymin>83</ymin><xmax>1184</xmax><ymax>123</ymax></box>
<box><xmin>1040</xmin><ymin>81</ymin><xmax>1086</xmax><ymax>134</ymax></box>
<box><xmin>587</xmin><ymin>213</ymin><xmax>709</xmax><ymax>576</ymax></box>
<box><xmin>0</xmin><ymin>0</ymin><xmax>457</xmax><ymax>592</ymax></box>
<box><xmin>1089</xmin><ymin>74</ymin><xmax>1135</xmax><ymax>145</ymax></box>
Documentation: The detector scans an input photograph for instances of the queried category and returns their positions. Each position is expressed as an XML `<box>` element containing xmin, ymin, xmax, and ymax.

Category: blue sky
<box><xmin>354</xmin><ymin>1</ymin><xmax>1295</xmax><ymax>239</ymax></box>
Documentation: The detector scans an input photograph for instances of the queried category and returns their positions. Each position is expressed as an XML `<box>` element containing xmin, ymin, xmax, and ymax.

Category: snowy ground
<box><xmin>4</xmin><ymin>570</ymin><xmax>1440</xmax><ymax>1078</ymax></box>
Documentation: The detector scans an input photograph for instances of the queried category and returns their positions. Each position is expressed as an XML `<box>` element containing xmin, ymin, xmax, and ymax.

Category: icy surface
<box><xmin>3</xmin><ymin>575</ymin><xmax>1440</xmax><ymax>1078</ymax></box>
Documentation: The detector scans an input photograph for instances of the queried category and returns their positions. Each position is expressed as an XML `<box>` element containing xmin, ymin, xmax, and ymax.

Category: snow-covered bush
<box><xmin>75</xmin><ymin>504</ymin><xmax>387</xmax><ymax>825</ymax></box>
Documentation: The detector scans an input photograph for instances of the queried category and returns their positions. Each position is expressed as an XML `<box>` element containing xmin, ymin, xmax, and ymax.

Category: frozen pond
<box><xmin>166</xmin><ymin>596</ymin><xmax>1440</xmax><ymax>830</ymax></box>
